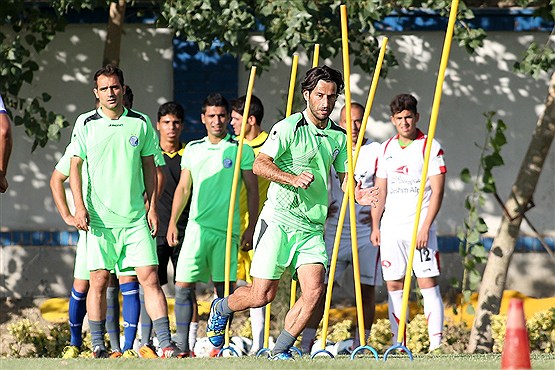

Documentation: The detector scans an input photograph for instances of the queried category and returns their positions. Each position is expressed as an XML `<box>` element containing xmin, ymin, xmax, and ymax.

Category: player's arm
<box><xmin>370</xmin><ymin>177</ymin><xmax>387</xmax><ymax>246</ymax></box>
<box><xmin>167</xmin><ymin>168</ymin><xmax>192</xmax><ymax>247</ymax></box>
<box><xmin>241</xmin><ymin>169</ymin><xmax>259</xmax><ymax>251</ymax></box>
<box><xmin>253</xmin><ymin>153</ymin><xmax>313</xmax><ymax>189</ymax></box>
<box><xmin>142</xmin><ymin>155</ymin><xmax>158</xmax><ymax>236</ymax></box>
<box><xmin>338</xmin><ymin>172</ymin><xmax>379</xmax><ymax>207</ymax></box>
<box><xmin>50</xmin><ymin>169</ymin><xmax>76</xmax><ymax>227</ymax></box>
<box><xmin>69</xmin><ymin>156</ymin><xmax>89</xmax><ymax>231</ymax></box>
<box><xmin>416</xmin><ymin>173</ymin><xmax>445</xmax><ymax>249</ymax></box>
<box><xmin>0</xmin><ymin>111</ymin><xmax>12</xmax><ymax>193</ymax></box>
<box><xmin>156</xmin><ymin>166</ymin><xmax>165</xmax><ymax>200</ymax></box>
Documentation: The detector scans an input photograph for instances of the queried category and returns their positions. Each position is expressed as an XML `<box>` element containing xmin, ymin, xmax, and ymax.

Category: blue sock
<box><xmin>121</xmin><ymin>282</ymin><xmax>140</xmax><ymax>351</ymax></box>
<box><xmin>68</xmin><ymin>288</ymin><xmax>87</xmax><ymax>347</ymax></box>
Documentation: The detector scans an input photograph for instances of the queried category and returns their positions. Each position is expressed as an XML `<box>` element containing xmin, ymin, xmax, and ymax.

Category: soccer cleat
<box><xmin>122</xmin><ymin>349</ymin><xmax>139</xmax><ymax>358</ymax></box>
<box><xmin>61</xmin><ymin>345</ymin><xmax>80</xmax><ymax>359</ymax></box>
<box><xmin>270</xmin><ymin>351</ymin><xmax>294</xmax><ymax>360</ymax></box>
<box><xmin>92</xmin><ymin>345</ymin><xmax>109</xmax><ymax>358</ymax></box>
<box><xmin>206</xmin><ymin>298</ymin><xmax>229</xmax><ymax>347</ymax></box>
<box><xmin>160</xmin><ymin>342</ymin><xmax>187</xmax><ymax>358</ymax></box>
<box><xmin>139</xmin><ymin>344</ymin><xmax>158</xmax><ymax>358</ymax></box>
<box><xmin>109</xmin><ymin>350</ymin><xmax>123</xmax><ymax>358</ymax></box>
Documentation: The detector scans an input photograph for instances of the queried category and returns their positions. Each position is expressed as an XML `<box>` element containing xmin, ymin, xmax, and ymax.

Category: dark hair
<box><xmin>94</xmin><ymin>64</ymin><xmax>124</xmax><ymax>87</ymax></box>
<box><xmin>301</xmin><ymin>65</ymin><xmax>344</xmax><ymax>95</ymax></box>
<box><xmin>201</xmin><ymin>93</ymin><xmax>229</xmax><ymax>114</ymax></box>
<box><xmin>230</xmin><ymin>94</ymin><xmax>264</xmax><ymax>126</ymax></box>
<box><xmin>123</xmin><ymin>85</ymin><xmax>134</xmax><ymax>109</ymax></box>
<box><xmin>389</xmin><ymin>94</ymin><xmax>418</xmax><ymax>115</ymax></box>
<box><xmin>158</xmin><ymin>101</ymin><xmax>184</xmax><ymax>121</ymax></box>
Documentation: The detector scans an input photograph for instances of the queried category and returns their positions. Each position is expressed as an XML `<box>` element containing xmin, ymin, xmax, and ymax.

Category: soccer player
<box><xmin>205</xmin><ymin>66</ymin><xmax>379</xmax><ymax>360</ymax></box>
<box><xmin>167</xmin><ymin>93</ymin><xmax>259</xmax><ymax>356</ymax></box>
<box><xmin>0</xmin><ymin>95</ymin><xmax>13</xmax><ymax>193</ymax></box>
<box><xmin>230</xmin><ymin>94</ymin><xmax>270</xmax><ymax>355</ymax></box>
<box><xmin>301</xmin><ymin>102</ymin><xmax>382</xmax><ymax>354</ymax></box>
<box><xmin>138</xmin><ymin>101</ymin><xmax>199</xmax><ymax>358</ymax></box>
<box><xmin>370</xmin><ymin>93</ymin><xmax>446</xmax><ymax>352</ymax></box>
<box><xmin>68</xmin><ymin>64</ymin><xmax>184</xmax><ymax>358</ymax></box>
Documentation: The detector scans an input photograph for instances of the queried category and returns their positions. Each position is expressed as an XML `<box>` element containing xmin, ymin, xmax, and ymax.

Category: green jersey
<box><xmin>261</xmin><ymin>111</ymin><xmax>348</xmax><ymax>231</ymax></box>
<box><xmin>181</xmin><ymin>133</ymin><xmax>255</xmax><ymax>236</ymax></box>
<box><xmin>70</xmin><ymin>107</ymin><xmax>160</xmax><ymax>228</ymax></box>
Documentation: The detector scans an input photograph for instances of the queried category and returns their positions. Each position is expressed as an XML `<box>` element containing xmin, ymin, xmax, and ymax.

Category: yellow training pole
<box><xmin>394</xmin><ymin>0</ymin><xmax>459</xmax><ymax>350</ymax></box>
<box><xmin>319</xmin><ymin>31</ymin><xmax>389</xmax><ymax>355</ymax></box>
<box><xmin>312</xmin><ymin>44</ymin><xmax>320</xmax><ymax>68</ymax></box>
<box><xmin>224</xmin><ymin>65</ymin><xmax>257</xmax><ymax>348</ymax></box>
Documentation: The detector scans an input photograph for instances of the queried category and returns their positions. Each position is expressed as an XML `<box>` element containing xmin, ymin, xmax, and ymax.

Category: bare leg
<box><xmin>87</xmin><ymin>269</ymin><xmax>110</xmax><ymax>320</ymax></box>
<box><xmin>227</xmin><ymin>277</ymin><xmax>279</xmax><ymax>311</ymax></box>
<box><xmin>135</xmin><ymin>265</ymin><xmax>167</xmax><ymax>320</ymax></box>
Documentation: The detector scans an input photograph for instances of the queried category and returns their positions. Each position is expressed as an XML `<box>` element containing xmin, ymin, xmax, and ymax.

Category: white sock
<box><xmin>421</xmin><ymin>286</ymin><xmax>444</xmax><ymax>350</ymax></box>
<box><xmin>388</xmin><ymin>290</ymin><xmax>405</xmax><ymax>345</ymax></box>
<box><xmin>188</xmin><ymin>322</ymin><xmax>198</xmax><ymax>353</ymax></box>
<box><xmin>300</xmin><ymin>327</ymin><xmax>317</xmax><ymax>353</ymax></box>
<box><xmin>249</xmin><ymin>306</ymin><xmax>265</xmax><ymax>351</ymax></box>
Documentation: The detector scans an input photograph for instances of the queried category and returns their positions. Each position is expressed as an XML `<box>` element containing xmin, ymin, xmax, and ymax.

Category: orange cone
<box><xmin>501</xmin><ymin>298</ymin><xmax>531</xmax><ymax>369</ymax></box>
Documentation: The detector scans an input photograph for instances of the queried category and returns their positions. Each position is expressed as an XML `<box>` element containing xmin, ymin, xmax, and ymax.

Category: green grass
<box><xmin>2</xmin><ymin>354</ymin><xmax>555</xmax><ymax>370</ymax></box>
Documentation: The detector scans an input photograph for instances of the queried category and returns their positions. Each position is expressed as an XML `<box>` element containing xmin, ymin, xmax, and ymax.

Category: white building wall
<box><xmin>239</xmin><ymin>31</ymin><xmax>555</xmax><ymax>238</ymax></box>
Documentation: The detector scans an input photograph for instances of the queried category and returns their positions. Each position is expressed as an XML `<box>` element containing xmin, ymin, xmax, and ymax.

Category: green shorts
<box><xmin>250</xmin><ymin>212</ymin><xmax>327</xmax><ymax>280</ymax></box>
<box><xmin>175</xmin><ymin>221</ymin><xmax>238</xmax><ymax>283</ymax></box>
<box><xmin>86</xmin><ymin>220</ymin><xmax>157</xmax><ymax>276</ymax></box>
<box><xmin>73</xmin><ymin>230</ymin><xmax>90</xmax><ymax>280</ymax></box>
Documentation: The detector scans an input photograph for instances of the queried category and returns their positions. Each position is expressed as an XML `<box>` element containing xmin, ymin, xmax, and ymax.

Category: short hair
<box><xmin>341</xmin><ymin>101</ymin><xmax>365</xmax><ymax>115</ymax></box>
<box><xmin>389</xmin><ymin>94</ymin><xmax>418</xmax><ymax>115</ymax></box>
<box><xmin>158</xmin><ymin>101</ymin><xmax>184</xmax><ymax>121</ymax></box>
<box><xmin>94</xmin><ymin>64</ymin><xmax>124</xmax><ymax>88</ymax></box>
<box><xmin>230</xmin><ymin>94</ymin><xmax>264</xmax><ymax>126</ymax></box>
<box><xmin>301</xmin><ymin>65</ymin><xmax>344</xmax><ymax>95</ymax></box>
<box><xmin>123</xmin><ymin>85</ymin><xmax>134</xmax><ymax>109</ymax></box>
<box><xmin>201</xmin><ymin>93</ymin><xmax>229</xmax><ymax>114</ymax></box>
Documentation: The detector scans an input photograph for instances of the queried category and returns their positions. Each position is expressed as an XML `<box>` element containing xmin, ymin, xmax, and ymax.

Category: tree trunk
<box><xmin>468</xmin><ymin>71</ymin><xmax>555</xmax><ymax>352</ymax></box>
<box><xmin>102</xmin><ymin>0</ymin><xmax>126</xmax><ymax>67</ymax></box>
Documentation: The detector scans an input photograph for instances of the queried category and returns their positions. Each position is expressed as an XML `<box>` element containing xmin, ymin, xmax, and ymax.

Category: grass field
<box><xmin>2</xmin><ymin>353</ymin><xmax>555</xmax><ymax>370</ymax></box>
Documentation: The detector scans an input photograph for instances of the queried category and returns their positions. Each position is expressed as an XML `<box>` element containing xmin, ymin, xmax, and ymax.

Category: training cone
<box><xmin>500</xmin><ymin>298</ymin><xmax>531</xmax><ymax>369</ymax></box>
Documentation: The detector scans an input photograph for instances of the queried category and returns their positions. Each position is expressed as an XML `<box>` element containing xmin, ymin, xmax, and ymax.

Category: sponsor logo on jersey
<box><xmin>109</xmin><ymin>123</ymin><xmax>123</xmax><ymax>127</ymax></box>
<box><xmin>382</xmin><ymin>260</ymin><xmax>391</xmax><ymax>268</ymax></box>
<box><xmin>270</xmin><ymin>130</ymin><xmax>278</xmax><ymax>140</ymax></box>
<box><xmin>129</xmin><ymin>135</ymin><xmax>139</xmax><ymax>147</ymax></box>
<box><xmin>393</xmin><ymin>165</ymin><xmax>409</xmax><ymax>175</ymax></box>
<box><xmin>332</xmin><ymin>148</ymin><xmax>339</xmax><ymax>160</ymax></box>
<box><xmin>223</xmin><ymin>158</ymin><xmax>233</xmax><ymax>168</ymax></box>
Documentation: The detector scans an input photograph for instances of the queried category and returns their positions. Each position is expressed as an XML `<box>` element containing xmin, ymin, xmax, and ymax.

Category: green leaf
<box><xmin>460</xmin><ymin>168</ymin><xmax>471</xmax><ymax>183</ymax></box>
<box><xmin>476</xmin><ymin>217</ymin><xmax>488</xmax><ymax>233</ymax></box>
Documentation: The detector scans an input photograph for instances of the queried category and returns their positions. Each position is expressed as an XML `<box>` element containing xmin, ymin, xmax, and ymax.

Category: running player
<box><xmin>68</xmin><ymin>64</ymin><xmax>184</xmax><ymax>358</ymax></box>
<box><xmin>167</xmin><ymin>93</ymin><xmax>259</xmax><ymax>356</ymax></box>
<box><xmin>301</xmin><ymin>102</ymin><xmax>382</xmax><ymax>354</ymax></box>
<box><xmin>370</xmin><ymin>93</ymin><xmax>446</xmax><ymax>352</ymax></box>
<box><xmin>205</xmin><ymin>66</ymin><xmax>379</xmax><ymax>360</ymax></box>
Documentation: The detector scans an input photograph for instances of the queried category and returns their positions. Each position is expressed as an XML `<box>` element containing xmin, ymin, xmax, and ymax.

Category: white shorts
<box><xmin>379</xmin><ymin>229</ymin><xmax>441</xmax><ymax>281</ymax></box>
<box><xmin>324</xmin><ymin>231</ymin><xmax>381</xmax><ymax>286</ymax></box>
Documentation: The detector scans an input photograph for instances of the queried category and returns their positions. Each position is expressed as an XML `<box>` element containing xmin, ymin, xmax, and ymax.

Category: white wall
<box><xmin>1</xmin><ymin>24</ymin><xmax>174</xmax><ymax>231</ymax></box>
<box><xmin>239</xmin><ymin>31</ymin><xmax>555</xmax><ymax>238</ymax></box>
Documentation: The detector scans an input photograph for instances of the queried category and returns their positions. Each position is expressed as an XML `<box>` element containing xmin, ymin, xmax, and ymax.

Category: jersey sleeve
<box><xmin>141</xmin><ymin>116</ymin><xmax>159</xmax><ymax>157</ymax></box>
<box><xmin>181</xmin><ymin>143</ymin><xmax>192</xmax><ymax>170</ymax></box>
<box><xmin>354</xmin><ymin>142</ymin><xmax>380</xmax><ymax>187</ymax></box>
<box><xmin>240</xmin><ymin>143</ymin><xmax>255</xmax><ymax>170</ymax></box>
<box><xmin>154</xmin><ymin>149</ymin><xmax>166</xmax><ymax>167</ymax></box>
<box><xmin>260</xmin><ymin>117</ymin><xmax>295</xmax><ymax>160</ymax></box>
<box><xmin>0</xmin><ymin>95</ymin><xmax>6</xmax><ymax>113</ymax></box>
<box><xmin>428</xmin><ymin>139</ymin><xmax>447</xmax><ymax>176</ymax></box>
<box><xmin>332</xmin><ymin>139</ymin><xmax>348</xmax><ymax>174</ymax></box>
<box><xmin>375</xmin><ymin>141</ymin><xmax>389</xmax><ymax>179</ymax></box>
<box><xmin>70</xmin><ymin>117</ymin><xmax>87</xmax><ymax>160</ymax></box>
<box><xmin>55</xmin><ymin>142</ymin><xmax>74</xmax><ymax>177</ymax></box>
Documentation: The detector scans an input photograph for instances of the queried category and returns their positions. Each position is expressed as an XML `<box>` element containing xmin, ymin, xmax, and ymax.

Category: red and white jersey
<box><xmin>326</xmin><ymin>140</ymin><xmax>381</xmax><ymax>239</ymax></box>
<box><xmin>376</xmin><ymin>129</ymin><xmax>446</xmax><ymax>237</ymax></box>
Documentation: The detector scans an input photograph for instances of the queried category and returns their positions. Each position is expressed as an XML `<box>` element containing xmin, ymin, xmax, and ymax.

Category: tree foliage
<box><xmin>1</xmin><ymin>0</ymin><xmax>554</xmax><ymax>150</ymax></box>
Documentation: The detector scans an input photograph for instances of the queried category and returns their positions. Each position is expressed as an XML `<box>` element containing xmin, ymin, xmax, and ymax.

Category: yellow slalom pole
<box><xmin>393</xmin><ymin>0</ymin><xmax>459</xmax><ymax>352</ymax></box>
<box><xmin>224</xmin><ymin>65</ymin><xmax>257</xmax><ymax>348</ymax></box>
<box><xmin>312</xmin><ymin>44</ymin><xmax>320</xmax><ymax>68</ymax></box>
